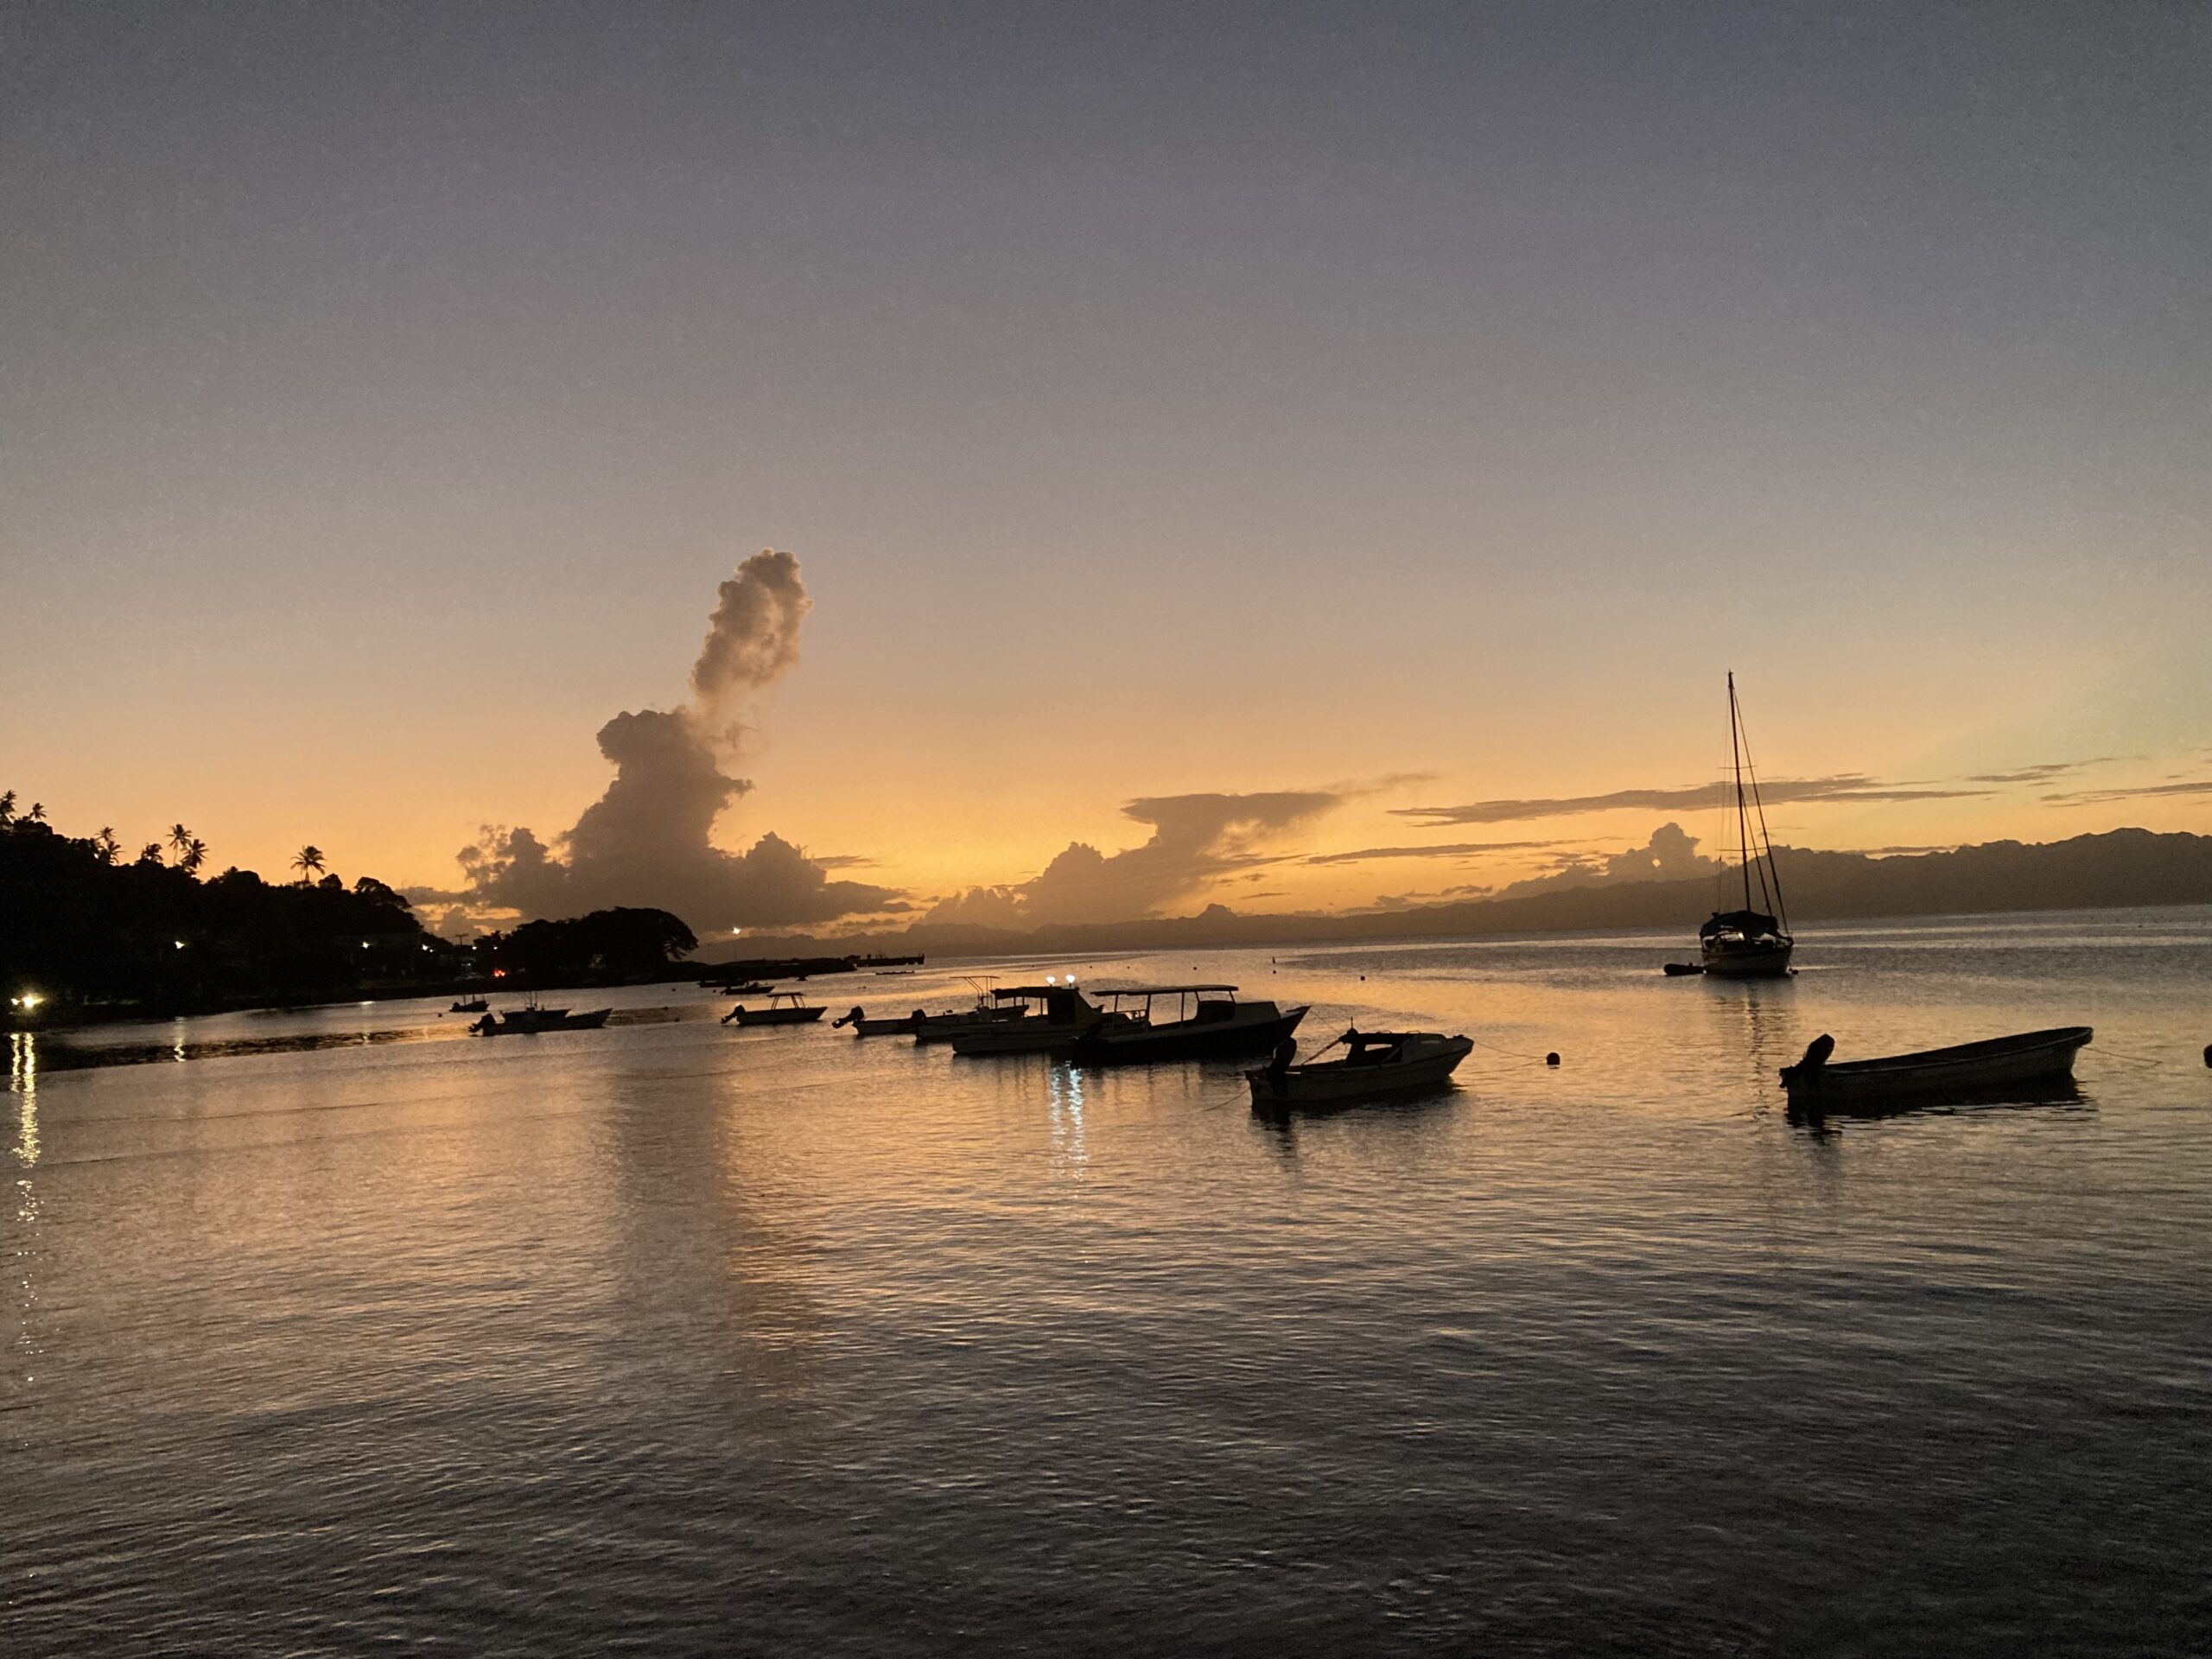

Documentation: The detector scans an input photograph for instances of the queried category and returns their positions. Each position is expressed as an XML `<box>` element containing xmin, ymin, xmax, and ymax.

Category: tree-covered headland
<box><xmin>1</xmin><ymin>791</ymin><xmax>454</xmax><ymax>1019</ymax></box>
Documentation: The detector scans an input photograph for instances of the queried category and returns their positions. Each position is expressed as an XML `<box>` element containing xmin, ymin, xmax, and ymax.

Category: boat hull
<box><xmin>948</xmin><ymin>1018</ymin><xmax>1110</xmax><ymax>1057</ymax></box>
<box><xmin>728</xmin><ymin>1007</ymin><xmax>825</xmax><ymax>1027</ymax></box>
<box><xmin>477</xmin><ymin>1007</ymin><xmax>611</xmax><ymax>1034</ymax></box>
<box><xmin>1700</xmin><ymin>938</ymin><xmax>1794</xmax><ymax>978</ymax></box>
<box><xmin>1782</xmin><ymin>1027</ymin><xmax>2092</xmax><ymax>1111</ymax></box>
<box><xmin>1246</xmin><ymin>1034</ymin><xmax>1473</xmax><ymax>1108</ymax></box>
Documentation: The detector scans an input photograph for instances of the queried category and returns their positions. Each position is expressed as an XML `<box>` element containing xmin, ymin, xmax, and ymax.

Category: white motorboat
<box><xmin>1245</xmin><ymin>1028</ymin><xmax>1473</xmax><ymax>1108</ymax></box>
<box><xmin>947</xmin><ymin>982</ymin><xmax>1114</xmax><ymax>1056</ymax></box>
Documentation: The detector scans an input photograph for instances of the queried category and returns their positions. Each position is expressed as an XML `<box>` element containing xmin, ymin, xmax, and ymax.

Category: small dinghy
<box><xmin>1780</xmin><ymin>1027</ymin><xmax>2092</xmax><ymax>1112</ymax></box>
<box><xmin>1246</xmin><ymin>1027</ymin><xmax>1474</xmax><ymax>1109</ymax></box>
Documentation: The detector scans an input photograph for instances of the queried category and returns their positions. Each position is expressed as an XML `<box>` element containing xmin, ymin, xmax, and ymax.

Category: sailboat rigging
<box><xmin>1698</xmin><ymin>673</ymin><xmax>1795</xmax><ymax>978</ymax></box>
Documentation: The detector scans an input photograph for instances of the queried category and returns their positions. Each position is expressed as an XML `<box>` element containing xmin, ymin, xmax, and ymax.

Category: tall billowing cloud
<box><xmin>925</xmin><ymin>790</ymin><xmax>1340</xmax><ymax>929</ymax></box>
<box><xmin>458</xmin><ymin>550</ymin><xmax>897</xmax><ymax>931</ymax></box>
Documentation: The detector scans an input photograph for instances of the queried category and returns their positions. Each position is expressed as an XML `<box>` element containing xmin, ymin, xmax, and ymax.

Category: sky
<box><xmin>3</xmin><ymin>2</ymin><xmax>2207</xmax><ymax>935</ymax></box>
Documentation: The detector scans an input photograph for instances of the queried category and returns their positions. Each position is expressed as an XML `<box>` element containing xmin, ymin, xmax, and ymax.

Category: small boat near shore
<box><xmin>1070</xmin><ymin>985</ymin><xmax>1308</xmax><ymax>1065</ymax></box>
<box><xmin>449</xmin><ymin>996</ymin><xmax>489</xmax><ymax>1013</ymax></box>
<box><xmin>723</xmin><ymin>990</ymin><xmax>824</xmax><ymax>1027</ymax></box>
<box><xmin>472</xmin><ymin>1001</ymin><xmax>612</xmax><ymax>1035</ymax></box>
<box><xmin>1780</xmin><ymin>1027</ymin><xmax>2093</xmax><ymax>1113</ymax></box>
<box><xmin>1246</xmin><ymin>1027</ymin><xmax>1473</xmax><ymax>1109</ymax></box>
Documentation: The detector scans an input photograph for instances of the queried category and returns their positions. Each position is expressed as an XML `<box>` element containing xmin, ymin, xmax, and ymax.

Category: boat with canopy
<box><xmin>1069</xmin><ymin>985</ymin><xmax>1307</xmax><ymax>1065</ymax></box>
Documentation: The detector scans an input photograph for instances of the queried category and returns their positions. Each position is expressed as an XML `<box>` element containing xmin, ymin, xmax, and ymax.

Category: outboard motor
<box><xmin>1799</xmin><ymin>1033</ymin><xmax>1836</xmax><ymax>1071</ymax></box>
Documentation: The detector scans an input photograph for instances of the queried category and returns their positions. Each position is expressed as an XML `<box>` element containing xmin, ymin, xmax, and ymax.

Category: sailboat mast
<box><xmin>1729</xmin><ymin>671</ymin><xmax>1753</xmax><ymax>913</ymax></box>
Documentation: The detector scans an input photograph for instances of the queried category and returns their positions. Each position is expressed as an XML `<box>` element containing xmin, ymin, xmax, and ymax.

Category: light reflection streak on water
<box><xmin>9</xmin><ymin>1030</ymin><xmax>40</xmax><ymax>1400</ymax></box>
<box><xmin>1046</xmin><ymin>1061</ymin><xmax>1086</xmax><ymax>1175</ymax></box>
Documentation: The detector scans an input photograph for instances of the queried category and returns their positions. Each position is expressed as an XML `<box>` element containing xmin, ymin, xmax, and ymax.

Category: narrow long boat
<box><xmin>722</xmin><ymin>991</ymin><xmax>824</xmax><ymax>1027</ymax></box>
<box><xmin>1779</xmin><ymin>1027</ymin><xmax>2092</xmax><ymax>1111</ymax></box>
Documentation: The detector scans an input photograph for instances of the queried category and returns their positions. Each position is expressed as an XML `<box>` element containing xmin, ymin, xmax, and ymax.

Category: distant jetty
<box><xmin>695</xmin><ymin>951</ymin><xmax>923</xmax><ymax>987</ymax></box>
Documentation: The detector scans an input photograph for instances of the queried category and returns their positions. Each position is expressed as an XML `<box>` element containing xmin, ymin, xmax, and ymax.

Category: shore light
<box><xmin>10</xmin><ymin>991</ymin><xmax>43</xmax><ymax>1011</ymax></box>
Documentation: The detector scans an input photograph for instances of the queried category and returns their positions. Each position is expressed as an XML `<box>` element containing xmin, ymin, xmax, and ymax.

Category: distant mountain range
<box><xmin>720</xmin><ymin>829</ymin><xmax>2212</xmax><ymax>962</ymax></box>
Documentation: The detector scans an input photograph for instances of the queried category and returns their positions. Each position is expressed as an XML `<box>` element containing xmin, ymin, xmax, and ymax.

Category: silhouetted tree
<box><xmin>168</xmin><ymin>823</ymin><xmax>194</xmax><ymax>864</ymax></box>
<box><xmin>137</xmin><ymin>842</ymin><xmax>164</xmax><ymax>866</ymax></box>
<box><xmin>181</xmin><ymin>836</ymin><xmax>209</xmax><ymax>874</ymax></box>
<box><xmin>94</xmin><ymin>827</ymin><xmax>119</xmax><ymax>865</ymax></box>
<box><xmin>292</xmin><ymin>844</ymin><xmax>327</xmax><ymax>884</ymax></box>
<box><xmin>0</xmin><ymin>791</ymin><xmax>15</xmax><ymax>825</ymax></box>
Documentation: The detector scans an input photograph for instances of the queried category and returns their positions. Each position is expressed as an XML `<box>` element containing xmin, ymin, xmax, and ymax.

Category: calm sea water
<box><xmin>7</xmin><ymin>910</ymin><xmax>2210</xmax><ymax>1656</ymax></box>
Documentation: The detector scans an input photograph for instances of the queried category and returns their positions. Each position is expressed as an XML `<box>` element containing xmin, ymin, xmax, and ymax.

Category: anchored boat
<box><xmin>946</xmin><ymin>982</ymin><xmax>1111</xmax><ymax>1057</ymax></box>
<box><xmin>1246</xmin><ymin>1027</ymin><xmax>1473</xmax><ymax>1109</ymax></box>
<box><xmin>1700</xmin><ymin>672</ymin><xmax>1795</xmax><ymax>979</ymax></box>
<box><xmin>472</xmin><ymin>999</ymin><xmax>612</xmax><ymax>1035</ymax></box>
<box><xmin>721</xmin><ymin>990</ymin><xmax>824</xmax><ymax>1027</ymax></box>
<box><xmin>1069</xmin><ymin>985</ymin><xmax>1308</xmax><ymax>1065</ymax></box>
<box><xmin>1780</xmin><ymin>1027</ymin><xmax>2093</xmax><ymax>1113</ymax></box>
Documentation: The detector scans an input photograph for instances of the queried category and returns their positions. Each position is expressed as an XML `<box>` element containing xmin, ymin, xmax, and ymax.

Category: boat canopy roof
<box><xmin>1096</xmin><ymin>984</ymin><xmax>1237</xmax><ymax>998</ymax></box>
<box><xmin>1700</xmin><ymin>908</ymin><xmax>1781</xmax><ymax>937</ymax></box>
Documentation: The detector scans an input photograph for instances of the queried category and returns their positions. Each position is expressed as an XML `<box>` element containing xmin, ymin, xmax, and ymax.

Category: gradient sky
<box><xmin>4</xmin><ymin>3</ymin><xmax>2208</xmax><ymax>931</ymax></box>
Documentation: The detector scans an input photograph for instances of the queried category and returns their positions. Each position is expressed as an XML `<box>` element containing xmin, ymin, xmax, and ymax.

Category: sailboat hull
<box><xmin>1700</xmin><ymin>938</ymin><xmax>1794</xmax><ymax>978</ymax></box>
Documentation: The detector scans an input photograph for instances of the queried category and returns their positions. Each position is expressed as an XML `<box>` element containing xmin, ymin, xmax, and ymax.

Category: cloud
<box><xmin>1391</xmin><ymin>775</ymin><xmax>1993</xmax><ymax>826</ymax></box>
<box><xmin>1484</xmin><ymin>822</ymin><xmax>1726</xmax><ymax>900</ymax></box>
<box><xmin>2041</xmin><ymin>778</ymin><xmax>2212</xmax><ymax>807</ymax></box>
<box><xmin>924</xmin><ymin>789</ymin><xmax>1342</xmax><ymax>929</ymax></box>
<box><xmin>457</xmin><ymin>550</ymin><xmax>899</xmax><ymax>932</ymax></box>
<box><xmin>1967</xmin><ymin>759</ymin><xmax>2110</xmax><ymax>785</ymax></box>
<box><xmin>1303</xmin><ymin>837</ymin><xmax>1579</xmax><ymax>867</ymax></box>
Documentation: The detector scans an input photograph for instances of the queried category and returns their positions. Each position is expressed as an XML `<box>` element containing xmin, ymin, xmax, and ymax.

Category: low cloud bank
<box><xmin>926</xmin><ymin>790</ymin><xmax>1340</xmax><ymax>929</ymax></box>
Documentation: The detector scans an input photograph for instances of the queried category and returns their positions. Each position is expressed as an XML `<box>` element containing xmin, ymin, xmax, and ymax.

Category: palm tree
<box><xmin>137</xmin><ymin>842</ymin><xmax>164</xmax><ymax>865</ymax></box>
<box><xmin>94</xmin><ymin>827</ymin><xmax>119</xmax><ymax>865</ymax></box>
<box><xmin>27</xmin><ymin>801</ymin><xmax>45</xmax><ymax>823</ymax></box>
<box><xmin>168</xmin><ymin>823</ymin><xmax>194</xmax><ymax>864</ymax></box>
<box><xmin>181</xmin><ymin>836</ymin><xmax>209</xmax><ymax>874</ymax></box>
<box><xmin>0</xmin><ymin>791</ymin><xmax>15</xmax><ymax>825</ymax></box>
<box><xmin>292</xmin><ymin>844</ymin><xmax>327</xmax><ymax>885</ymax></box>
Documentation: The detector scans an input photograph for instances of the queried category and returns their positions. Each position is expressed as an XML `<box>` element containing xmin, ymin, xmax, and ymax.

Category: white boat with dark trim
<box><xmin>946</xmin><ymin>982</ymin><xmax>1112</xmax><ymax>1057</ymax></box>
<box><xmin>1780</xmin><ymin>1027</ymin><xmax>2093</xmax><ymax>1112</ymax></box>
<box><xmin>1245</xmin><ymin>1027</ymin><xmax>1473</xmax><ymax>1108</ymax></box>
<box><xmin>721</xmin><ymin>990</ymin><xmax>824</xmax><ymax>1027</ymax></box>
<box><xmin>1069</xmin><ymin>985</ymin><xmax>1308</xmax><ymax>1065</ymax></box>
<box><xmin>1700</xmin><ymin>671</ymin><xmax>1795</xmax><ymax>979</ymax></box>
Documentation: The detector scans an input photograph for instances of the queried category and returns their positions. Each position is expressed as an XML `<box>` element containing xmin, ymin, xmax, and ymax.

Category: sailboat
<box><xmin>1699</xmin><ymin>673</ymin><xmax>1795</xmax><ymax>979</ymax></box>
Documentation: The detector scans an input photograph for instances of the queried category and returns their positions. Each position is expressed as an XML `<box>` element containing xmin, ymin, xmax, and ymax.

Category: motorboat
<box><xmin>1697</xmin><ymin>672</ymin><xmax>1796</xmax><ymax>979</ymax></box>
<box><xmin>472</xmin><ymin>1001</ymin><xmax>612</xmax><ymax>1035</ymax></box>
<box><xmin>832</xmin><ymin>1001</ymin><xmax>1027</xmax><ymax>1038</ymax></box>
<box><xmin>722</xmin><ymin>990</ymin><xmax>824</xmax><ymax>1027</ymax></box>
<box><xmin>1069</xmin><ymin>985</ymin><xmax>1308</xmax><ymax>1065</ymax></box>
<box><xmin>702</xmin><ymin>980</ymin><xmax>773</xmax><ymax>995</ymax></box>
<box><xmin>448</xmin><ymin>996</ymin><xmax>489</xmax><ymax>1013</ymax></box>
<box><xmin>947</xmin><ymin>982</ymin><xmax>1115</xmax><ymax>1057</ymax></box>
<box><xmin>1780</xmin><ymin>1027</ymin><xmax>2093</xmax><ymax>1114</ymax></box>
<box><xmin>1246</xmin><ymin>1027</ymin><xmax>1473</xmax><ymax>1108</ymax></box>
